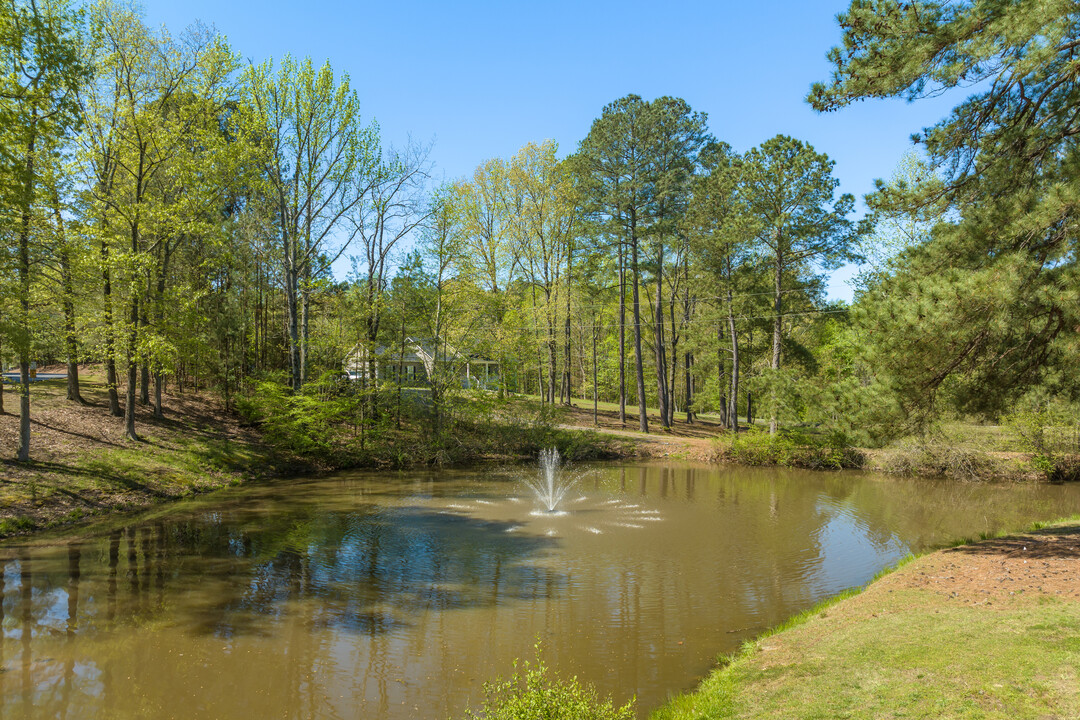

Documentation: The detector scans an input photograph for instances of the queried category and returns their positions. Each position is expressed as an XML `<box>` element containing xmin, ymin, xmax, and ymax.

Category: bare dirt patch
<box><xmin>888</xmin><ymin>524</ymin><xmax>1080</xmax><ymax>603</ymax></box>
<box><xmin>557</xmin><ymin>405</ymin><xmax>725</xmax><ymax>461</ymax></box>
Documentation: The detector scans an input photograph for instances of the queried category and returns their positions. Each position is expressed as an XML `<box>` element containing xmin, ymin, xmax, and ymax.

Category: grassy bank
<box><xmin>0</xmin><ymin>370</ymin><xmax>292</xmax><ymax>538</ymax></box>
<box><xmin>652</xmin><ymin>516</ymin><xmax>1080</xmax><ymax>720</ymax></box>
<box><xmin>548</xmin><ymin>400</ymin><xmax>1077</xmax><ymax>480</ymax></box>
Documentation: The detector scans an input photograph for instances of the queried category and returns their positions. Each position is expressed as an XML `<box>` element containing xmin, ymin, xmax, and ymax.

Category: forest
<box><xmin>2</xmin><ymin>0</ymin><xmax>1078</xmax><ymax>474</ymax></box>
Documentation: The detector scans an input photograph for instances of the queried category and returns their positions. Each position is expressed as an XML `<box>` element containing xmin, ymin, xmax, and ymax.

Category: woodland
<box><xmin>1</xmin><ymin>0</ymin><xmax>1078</xmax><ymax>474</ymax></box>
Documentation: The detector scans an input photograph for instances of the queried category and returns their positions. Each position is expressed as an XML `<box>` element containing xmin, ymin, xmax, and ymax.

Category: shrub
<box><xmin>1004</xmin><ymin>407</ymin><xmax>1080</xmax><ymax>481</ymax></box>
<box><xmin>461</xmin><ymin>643</ymin><xmax>635</xmax><ymax>720</ymax></box>
<box><xmin>872</xmin><ymin>440</ymin><xmax>999</xmax><ymax>480</ymax></box>
<box><xmin>717</xmin><ymin>427</ymin><xmax>863</xmax><ymax>470</ymax></box>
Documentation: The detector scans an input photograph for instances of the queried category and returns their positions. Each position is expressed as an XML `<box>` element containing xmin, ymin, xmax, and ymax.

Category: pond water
<box><xmin>3</xmin><ymin>461</ymin><xmax>1080</xmax><ymax>719</ymax></box>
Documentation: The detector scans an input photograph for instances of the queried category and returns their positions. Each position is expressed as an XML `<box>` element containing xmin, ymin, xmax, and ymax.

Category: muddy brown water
<box><xmin>3</xmin><ymin>462</ymin><xmax>1080</xmax><ymax>719</ymax></box>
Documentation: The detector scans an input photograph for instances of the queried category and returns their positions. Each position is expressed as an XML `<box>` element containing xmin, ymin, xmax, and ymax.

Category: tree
<box><xmin>509</xmin><ymin>140</ymin><xmax>578</xmax><ymax>406</ymax></box>
<box><xmin>811</xmin><ymin>0</ymin><xmax>1080</xmax><ymax>424</ymax></box>
<box><xmin>687</xmin><ymin>142</ymin><xmax>750</xmax><ymax>431</ymax></box>
<box><xmin>243</xmin><ymin>55</ymin><xmax>380</xmax><ymax>391</ymax></box>
<box><xmin>83</xmin><ymin>3</ymin><xmax>236</xmax><ymax>441</ymax></box>
<box><xmin>0</xmin><ymin>0</ymin><xmax>83</xmax><ymax>460</ymax></box>
<box><xmin>350</xmin><ymin>141</ymin><xmax>431</xmax><ymax>402</ymax></box>
<box><xmin>642</xmin><ymin>96</ymin><xmax>708</xmax><ymax>428</ymax></box>
<box><xmin>576</xmin><ymin>95</ymin><xmax>654</xmax><ymax>432</ymax></box>
<box><xmin>852</xmin><ymin>150</ymin><xmax>946</xmax><ymax>294</ymax></box>
<box><xmin>418</xmin><ymin>187</ymin><xmax>467</xmax><ymax>435</ymax></box>
<box><xmin>740</xmin><ymin>135</ymin><xmax>859</xmax><ymax>434</ymax></box>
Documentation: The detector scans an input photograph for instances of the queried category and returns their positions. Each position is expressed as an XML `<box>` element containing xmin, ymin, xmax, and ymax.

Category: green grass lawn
<box><xmin>652</xmin><ymin>519</ymin><xmax>1080</xmax><ymax>720</ymax></box>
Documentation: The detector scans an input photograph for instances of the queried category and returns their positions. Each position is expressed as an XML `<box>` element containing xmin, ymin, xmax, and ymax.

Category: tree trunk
<box><xmin>630</xmin><ymin>230</ymin><xmax>649</xmax><ymax>433</ymax></box>
<box><xmin>563</xmin><ymin>241</ymin><xmax>572</xmax><ymax>405</ymax></box>
<box><xmin>139</xmin><ymin>357</ymin><xmax>150</xmax><ymax>406</ymax></box>
<box><xmin>154</xmin><ymin>372</ymin><xmax>163</xmax><ymax>419</ymax></box>
<box><xmin>16</xmin><ymin>124</ymin><xmax>35</xmax><ymax>462</ymax></box>
<box><xmin>545</xmin><ymin>289</ymin><xmax>557</xmax><ymax>405</ymax></box>
<box><xmin>592</xmin><ymin>317</ymin><xmax>598</xmax><ymax>426</ymax></box>
<box><xmin>728</xmin><ymin>289</ymin><xmax>740</xmax><ymax>434</ymax></box>
<box><xmin>125</xmin><ymin>294</ymin><xmax>139</xmax><ymax>442</ymax></box>
<box><xmin>151</xmin><ymin>247</ymin><xmax>170</xmax><ymax>420</ymax></box>
<box><xmin>717</xmin><ymin>323</ymin><xmax>727</xmax><ymax>428</ymax></box>
<box><xmin>285</xmin><ymin>254</ymin><xmax>301</xmax><ymax>392</ymax></box>
<box><xmin>618</xmin><ymin>241</ymin><xmax>626</xmax><ymax>425</ymax></box>
<box><xmin>124</xmin><ymin>201</ymin><xmax>141</xmax><ymax>442</ymax></box>
<box><xmin>101</xmin><ymin>236</ymin><xmax>122</xmax><ymax>416</ymax></box>
<box><xmin>682</xmin><ymin>266</ymin><xmax>693</xmax><ymax>424</ymax></box>
<box><xmin>653</xmin><ymin>244</ymin><xmax>669</xmax><ymax>429</ymax></box>
<box><xmin>684</xmin><ymin>351</ymin><xmax>693</xmax><ymax>424</ymax></box>
<box><xmin>54</xmin><ymin>197</ymin><xmax>83</xmax><ymax>404</ymax></box>
<box><xmin>139</xmin><ymin>270</ymin><xmax>150</xmax><ymax>406</ymax></box>
<box><xmin>770</xmin><ymin>254</ymin><xmax>782</xmax><ymax>435</ymax></box>
<box><xmin>300</xmin><ymin>280</ymin><xmax>310</xmax><ymax>386</ymax></box>
<box><xmin>746</xmin><ymin>324</ymin><xmax>753</xmax><ymax>427</ymax></box>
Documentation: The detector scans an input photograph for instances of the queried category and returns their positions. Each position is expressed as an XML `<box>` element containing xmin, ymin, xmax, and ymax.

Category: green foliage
<box><xmin>461</xmin><ymin>643</ymin><xmax>635</xmax><ymax>720</ymax></box>
<box><xmin>717</xmin><ymin>426</ymin><xmax>863</xmax><ymax>470</ymax></box>
<box><xmin>1004</xmin><ymin>406</ymin><xmax>1080</xmax><ymax>482</ymax></box>
<box><xmin>0</xmin><ymin>516</ymin><xmax>36</xmax><ymax>536</ymax></box>
<box><xmin>237</xmin><ymin>374</ymin><xmax>361</xmax><ymax>462</ymax></box>
<box><xmin>238</xmin><ymin>377</ymin><xmax>616</xmax><ymax>470</ymax></box>
<box><xmin>812</xmin><ymin>0</ymin><xmax>1080</xmax><ymax>431</ymax></box>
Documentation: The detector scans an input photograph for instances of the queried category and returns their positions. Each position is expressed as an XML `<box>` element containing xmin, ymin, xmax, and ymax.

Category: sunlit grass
<box><xmin>651</xmin><ymin>521</ymin><xmax>1080</xmax><ymax>720</ymax></box>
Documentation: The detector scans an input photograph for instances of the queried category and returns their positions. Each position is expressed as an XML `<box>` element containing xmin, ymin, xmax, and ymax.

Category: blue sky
<box><xmin>141</xmin><ymin>0</ymin><xmax>961</xmax><ymax>301</ymax></box>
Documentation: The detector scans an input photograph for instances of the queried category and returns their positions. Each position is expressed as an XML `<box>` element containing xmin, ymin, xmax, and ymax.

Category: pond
<box><xmin>3</xmin><ymin>461</ymin><xmax>1080</xmax><ymax>718</ymax></box>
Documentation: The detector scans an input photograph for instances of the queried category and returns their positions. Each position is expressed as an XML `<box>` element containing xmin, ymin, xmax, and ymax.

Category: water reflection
<box><xmin>2</xmin><ymin>464</ymin><xmax>1080</xmax><ymax>719</ymax></box>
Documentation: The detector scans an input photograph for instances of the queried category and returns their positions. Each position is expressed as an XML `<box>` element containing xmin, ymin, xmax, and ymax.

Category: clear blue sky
<box><xmin>141</xmin><ymin>0</ymin><xmax>960</xmax><ymax>302</ymax></box>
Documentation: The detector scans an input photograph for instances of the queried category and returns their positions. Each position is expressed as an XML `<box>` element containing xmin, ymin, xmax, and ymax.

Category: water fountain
<box><xmin>525</xmin><ymin>447</ymin><xmax>574</xmax><ymax>514</ymax></box>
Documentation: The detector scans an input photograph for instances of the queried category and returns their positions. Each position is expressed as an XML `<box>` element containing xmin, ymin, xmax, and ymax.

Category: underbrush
<box><xmin>869</xmin><ymin>437</ymin><xmax>1079</xmax><ymax>482</ymax></box>
<box><xmin>714</xmin><ymin>428</ymin><xmax>864</xmax><ymax>470</ymax></box>
<box><xmin>870</xmin><ymin>440</ymin><xmax>1005</xmax><ymax>481</ymax></box>
<box><xmin>237</xmin><ymin>377</ymin><xmax>616</xmax><ymax>470</ymax></box>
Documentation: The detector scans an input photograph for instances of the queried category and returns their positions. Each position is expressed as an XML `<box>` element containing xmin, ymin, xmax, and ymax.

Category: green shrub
<box><xmin>236</xmin><ymin>380</ymin><xmax>617</xmax><ymax>470</ymax></box>
<box><xmin>1003</xmin><ymin>407</ymin><xmax>1080</xmax><ymax>481</ymax></box>
<box><xmin>717</xmin><ymin>427</ymin><xmax>863</xmax><ymax>470</ymax></box>
<box><xmin>872</xmin><ymin>440</ymin><xmax>1002</xmax><ymax>480</ymax></box>
<box><xmin>461</xmin><ymin>643</ymin><xmax>634</xmax><ymax>720</ymax></box>
<box><xmin>0</xmin><ymin>516</ymin><xmax>36</xmax><ymax>536</ymax></box>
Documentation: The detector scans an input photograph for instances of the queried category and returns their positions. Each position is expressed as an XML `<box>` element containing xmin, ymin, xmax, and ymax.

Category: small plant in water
<box><xmin>526</xmin><ymin>448</ymin><xmax>575</xmax><ymax>513</ymax></box>
<box><xmin>461</xmin><ymin>642</ymin><xmax>635</xmax><ymax>720</ymax></box>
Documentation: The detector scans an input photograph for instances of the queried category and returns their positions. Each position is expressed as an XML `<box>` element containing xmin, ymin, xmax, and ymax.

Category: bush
<box><xmin>461</xmin><ymin>643</ymin><xmax>635</xmax><ymax>720</ymax></box>
<box><xmin>717</xmin><ymin>427</ymin><xmax>863</xmax><ymax>470</ymax></box>
<box><xmin>874</xmin><ymin>440</ymin><xmax>997</xmax><ymax>480</ymax></box>
<box><xmin>236</xmin><ymin>380</ymin><xmax>618</xmax><ymax>470</ymax></box>
<box><xmin>1004</xmin><ymin>407</ymin><xmax>1080</xmax><ymax>481</ymax></box>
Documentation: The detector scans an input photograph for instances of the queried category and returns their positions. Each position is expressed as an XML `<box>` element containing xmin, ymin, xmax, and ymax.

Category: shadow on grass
<box><xmin>945</xmin><ymin>524</ymin><xmax>1080</xmax><ymax>560</ymax></box>
<box><xmin>0</xmin><ymin>458</ymin><xmax>176</xmax><ymax>500</ymax></box>
<box><xmin>30</xmin><ymin>417</ymin><xmax>124</xmax><ymax>448</ymax></box>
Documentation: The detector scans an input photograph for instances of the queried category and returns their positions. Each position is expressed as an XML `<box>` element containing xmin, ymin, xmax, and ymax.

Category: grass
<box><xmin>0</xmin><ymin>369</ymin><xmax>292</xmax><ymax>538</ymax></box>
<box><xmin>651</xmin><ymin>518</ymin><xmax>1080</xmax><ymax>720</ymax></box>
